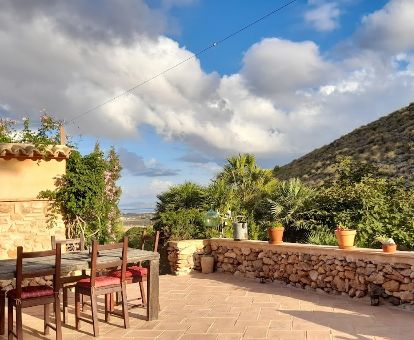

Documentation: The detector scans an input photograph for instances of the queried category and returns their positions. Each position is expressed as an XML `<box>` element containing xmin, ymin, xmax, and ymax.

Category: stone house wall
<box><xmin>0</xmin><ymin>200</ymin><xmax>65</xmax><ymax>259</ymax></box>
<box><xmin>0</xmin><ymin>143</ymin><xmax>70</xmax><ymax>289</ymax></box>
<box><xmin>168</xmin><ymin>239</ymin><xmax>414</xmax><ymax>304</ymax></box>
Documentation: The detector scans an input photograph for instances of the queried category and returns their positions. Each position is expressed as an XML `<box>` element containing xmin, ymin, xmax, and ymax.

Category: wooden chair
<box><xmin>111</xmin><ymin>231</ymin><xmax>159</xmax><ymax>309</ymax></box>
<box><xmin>74</xmin><ymin>237</ymin><xmax>129</xmax><ymax>337</ymax></box>
<box><xmin>0</xmin><ymin>290</ymin><xmax>5</xmax><ymax>335</ymax></box>
<box><xmin>51</xmin><ymin>235</ymin><xmax>87</xmax><ymax>324</ymax></box>
<box><xmin>7</xmin><ymin>245</ymin><xmax>63</xmax><ymax>340</ymax></box>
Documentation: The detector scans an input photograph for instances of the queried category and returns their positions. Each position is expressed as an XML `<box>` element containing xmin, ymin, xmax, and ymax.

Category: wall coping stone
<box><xmin>170</xmin><ymin>238</ymin><xmax>414</xmax><ymax>265</ymax></box>
<box><xmin>0</xmin><ymin>198</ymin><xmax>50</xmax><ymax>203</ymax></box>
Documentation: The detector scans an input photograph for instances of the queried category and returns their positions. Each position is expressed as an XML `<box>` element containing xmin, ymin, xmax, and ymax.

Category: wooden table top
<box><xmin>0</xmin><ymin>248</ymin><xmax>159</xmax><ymax>280</ymax></box>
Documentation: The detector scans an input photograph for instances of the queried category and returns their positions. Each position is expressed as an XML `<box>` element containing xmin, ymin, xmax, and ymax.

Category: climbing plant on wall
<box><xmin>39</xmin><ymin>144</ymin><xmax>123</xmax><ymax>243</ymax></box>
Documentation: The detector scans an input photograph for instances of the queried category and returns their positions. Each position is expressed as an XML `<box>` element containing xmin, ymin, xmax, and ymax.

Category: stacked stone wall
<box><xmin>167</xmin><ymin>240</ymin><xmax>206</xmax><ymax>275</ymax></box>
<box><xmin>168</xmin><ymin>239</ymin><xmax>414</xmax><ymax>304</ymax></box>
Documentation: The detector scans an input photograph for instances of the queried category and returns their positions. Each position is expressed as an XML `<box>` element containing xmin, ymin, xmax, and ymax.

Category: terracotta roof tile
<box><xmin>0</xmin><ymin>143</ymin><xmax>71</xmax><ymax>159</ymax></box>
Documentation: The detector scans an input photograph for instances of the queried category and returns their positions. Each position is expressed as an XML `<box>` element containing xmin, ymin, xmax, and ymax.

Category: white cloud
<box><xmin>118</xmin><ymin>148</ymin><xmax>178</xmax><ymax>177</ymax></box>
<box><xmin>0</xmin><ymin>0</ymin><xmax>169</xmax><ymax>43</ymax></box>
<box><xmin>120</xmin><ymin>179</ymin><xmax>174</xmax><ymax>210</ymax></box>
<box><xmin>241</xmin><ymin>38</ymin><xmax>332</xmax><ymax>98</ymax></box>
<box><xmin>305</xmin><ymin>2</ymin><xmax>341</xmax><ymax>32</ymax></box>
<box><xmin>1</xmin><ymin>0</ymin><xmax>414</xmax><ymax>168</ymax></box>
<box><xmin>149</xmin><ymin>179</ymin><xmax>174</xmax><ymax>193</ymax></box>
<box><xmin>356</xmin><ymin>0</ymin><xmax>414</xmax><ymax>54</ymax></box>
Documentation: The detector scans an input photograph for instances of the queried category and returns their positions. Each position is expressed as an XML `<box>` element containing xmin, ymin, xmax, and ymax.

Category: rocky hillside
<box><xmin>276</xmin><ymin>103</ymin><xmax>414</xmax><ymax>185</ymax></box>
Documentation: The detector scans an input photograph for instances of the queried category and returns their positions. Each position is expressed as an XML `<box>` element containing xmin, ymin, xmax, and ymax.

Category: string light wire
<box><xmin>68</xmin><ymin>0</ymin><xmax>298</xmax><ymax>123</ymax></box>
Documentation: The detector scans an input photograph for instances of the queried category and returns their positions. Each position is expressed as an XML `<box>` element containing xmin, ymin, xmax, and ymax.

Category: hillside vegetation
<box><xmin>276</xmin><ymin>103</ymin><xmax>414</xmax><ymax>185</ymax></box>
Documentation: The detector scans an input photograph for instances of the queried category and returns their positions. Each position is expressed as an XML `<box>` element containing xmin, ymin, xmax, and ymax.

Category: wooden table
<box><xmin>0</xmin><ymin>248</ymin><xmax>160</xmax><ymax>322</ymax></box>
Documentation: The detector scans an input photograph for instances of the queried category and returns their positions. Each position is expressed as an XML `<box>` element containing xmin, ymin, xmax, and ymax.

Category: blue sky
<box><xmin>1</xmin><ymin>0</ymin><xmax>414</xmax><ymax>212</ymax></box>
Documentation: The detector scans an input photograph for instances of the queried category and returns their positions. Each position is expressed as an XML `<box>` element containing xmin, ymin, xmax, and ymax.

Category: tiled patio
<box><xmin>1</xmin><ymin>272</ymin><xmax>412</xmax><ymax>340</ymax></box>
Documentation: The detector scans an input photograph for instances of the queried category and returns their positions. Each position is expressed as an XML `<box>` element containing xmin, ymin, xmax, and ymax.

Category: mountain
<box><xmin>121</xmin><ymin>213</ymin><xmax>154</xmax><ymax>229</ymax></box>
<box><xmin>276</xmin><ymin>103</ymin><xmax>414</xmax><ymax>185</ymax></box>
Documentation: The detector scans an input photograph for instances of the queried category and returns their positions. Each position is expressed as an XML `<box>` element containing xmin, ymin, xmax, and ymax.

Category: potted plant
<box><xmin>375</xmin><ymin>236</ymin><xmax>397</xmax><ymax>253</ymax></box>
<box><xmin>268</xmin><ymin>221</ymin><xmax>284</xmax><ymax>244</ymax></box>
<box><xmin>335</xmin><ymin>225</ymin><xmax>356</xmax><ymax>249</ymax></box>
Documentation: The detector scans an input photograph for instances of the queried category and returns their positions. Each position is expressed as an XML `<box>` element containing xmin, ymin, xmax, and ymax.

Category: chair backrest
<box><xmin>140</xmin><ymin>230</ymin><xmax>160</xmax><ymax>253</ymax></box>
<box><xmin>51</xmin><ymin>235</ymin><xmax>85</xmax><ymax>252</ymax></box>
<box><xmin>15</xmin><ymin>244</ymin><xmax>62</xmax><ymax>299</ymax></box>
<box><xmin>89</xmin><ymin>237</ymin><xmax>128</xmax><ymax>286</ymax></box>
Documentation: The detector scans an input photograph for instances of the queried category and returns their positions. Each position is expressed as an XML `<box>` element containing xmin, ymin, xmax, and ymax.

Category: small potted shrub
<box><xmin>335</xmin><ymin>225</ymin><xmax>356</xmax><ymax>249</ymax></box>
<box><xmin>375</xmin><ymin>236</ymin><xmax>397</xmax><ymax>253</ymax></box>
<box><xmin>268</xmin><ymin>221</ymin><xmax>284</xmax><ymax>244</ymax></box>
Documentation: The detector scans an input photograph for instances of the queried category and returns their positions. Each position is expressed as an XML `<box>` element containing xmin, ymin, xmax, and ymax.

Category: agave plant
<box><xmin>374</xmin><ymin>235</ymin><xmax>396</xmax><ymax>245</ymax></box>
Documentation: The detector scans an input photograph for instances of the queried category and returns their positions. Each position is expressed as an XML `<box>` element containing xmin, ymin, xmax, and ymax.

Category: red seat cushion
<box><xmin>7</xmin><ymin>285</ymin><xmax>54</xmax><ymax>300</ymax></box>
<box><xmin>110</xmin><ymin>266</ymin><xmax>148</xmax><ymax>279</ymax></box>
<box><xmin>128</xmin><ymin>266</ymin><xmax>148</xmax><ymax>276</ymax></box>
<box><xmin>76</xmin><ymin>276</ymin><xmax>120</xmax><ymax>288</ymax></box>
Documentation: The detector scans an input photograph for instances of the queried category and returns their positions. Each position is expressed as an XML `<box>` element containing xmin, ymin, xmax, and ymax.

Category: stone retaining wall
<box><xmin>168</xmin><ymin>239</ymin><xmax>414</xmax><ymax>304</ymax></box>
<box><xmin>167</xmin><ymin>239</ymin><xmax>207</xmax><ymax>275</ymax></box>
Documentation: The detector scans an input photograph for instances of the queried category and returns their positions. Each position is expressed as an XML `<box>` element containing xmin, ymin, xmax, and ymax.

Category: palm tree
<box><xmin>217</xmin><ymin>154</ymin><xmax>276</xmax><ymax>219</ymax></box>
<box><xmin>269</xmin><ymin>178</ymin><xmax>314</xmax><ymax>242</ymax></box>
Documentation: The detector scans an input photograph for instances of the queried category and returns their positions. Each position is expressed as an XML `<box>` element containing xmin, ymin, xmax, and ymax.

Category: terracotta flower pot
<box><xmin>268</xmin><ymin>227</ymin><xmax>284</xmax><ymax>244</ymax></box>
<box><xmin>382</xmin><ymin>244</ymin><xmax>397</xmax><ymax>253</ymax></box>
<box><xmin>335</xmin><ymin>229</ymin><xmax>356</xmax><ymax>249</ymax></box>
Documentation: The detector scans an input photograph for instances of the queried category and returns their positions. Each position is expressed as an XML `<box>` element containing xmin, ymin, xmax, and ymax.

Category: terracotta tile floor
<box><xmin>1</xmin><ymin>272</ymin><xmax>412</xmax><ymax>339</ymax></box>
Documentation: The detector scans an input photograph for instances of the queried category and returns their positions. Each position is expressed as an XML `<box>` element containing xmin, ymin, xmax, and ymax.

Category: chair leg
<box><xmin>104</xmin><ymin>294</ymin><xmax>110</xmax><ymax>322</ymax></box>
<box><xmin>110</xmin><ymin>293</ymin><xmax>115</xmax><ymax>312</ymax></box>
<box><xmin>44</xmin><ymin>303</ymin><xmax>50</xmax><ymax>335</ymax></box>
<box><xmin>62</xmin><ymin>287</ymin><xmax>68</xmax><ymax>324</ymax></box>
<box><xmin>116</xmin><ymin>292</ymin><xmax>120</xmax><ymax>305</ymax></box>
<box><xmin>90</xmin><ymin>291</ymin><xmax>99</xmax><ymax>337</ymax></box>
<box><xmin>15</xmin><ymin>305</ymin><xmax>23</xmax><ymax>340</ymax></box>
<box><xmin>139</xmin><ymin>281</ymin><xmax>147</xmax><ymax>306</ymax></box>
<box><xmin>81</xmin><ymin>294</ymin><xmax>86</xmax><ymax>311</ymax></box>
<box><xmin>120</xmin><ymin>283</ymin><xmax>130</xmax><ymax>329</ymax></box>
<box><xmin>0</xmin><ymin>291</ymin><xmax>5</xmax><ymax>335</ymax></box>
<box><xmin>75</xmin><ymin>291</ymin><xmax>81</xmax><ymax>330</ymax></box>
<box><xmin>54</xmin><ymin>294</ymin><xmax>63</xmax><ymax>340</ymax></box>
<box><xmin>7</xmin><ymin>300</ymin><xmax>13</xmax><ymax>340</ymax></box>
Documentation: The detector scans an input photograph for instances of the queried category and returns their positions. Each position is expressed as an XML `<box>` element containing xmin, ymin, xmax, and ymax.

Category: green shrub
<box><xmin>123</xmin><ymin>227</ymin><xmax>145</xmax><ymax>248</ymax></box>
<box><xmin>153</xmin><ymin>182</ymin><xmax>210</xmax><ymax>242</ymax></box>
<box><xmin>308</xmin><ymin>227</ymin><xmax>337</xmax><ymax>246</ymax></box>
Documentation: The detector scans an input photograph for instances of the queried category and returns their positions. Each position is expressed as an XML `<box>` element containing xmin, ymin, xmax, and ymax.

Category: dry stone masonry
<box><xmin>167</xmin><ymin>240</ymin><xmax>206</xmax><ymax>275</ymax></box>
<box><xmin>168</xmin><ymin>239</ymin><xmax>414</xmax><ymax>304</ymax></box>
<box><xmin>0</xmin><ymin>200</ymin><xmax>65</xmax><ymax>290</ymax></box>
<box><xmin>0</xmin><ymin>200</ymin><xmax>65</xmax><ymax>259</ymax></box>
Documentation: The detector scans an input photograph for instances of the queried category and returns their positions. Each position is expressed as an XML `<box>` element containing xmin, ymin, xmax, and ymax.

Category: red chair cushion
<box><xmin>128</xmin><ymin>266</ymin><xmax>148</xmax><ymax>276</ymax></box>
<box><xmin>76</xmin><ymin>276</ymin><xmax>120</xmax><ymax>288</ymax></box>
<box><xmin>110</xmin><ymin>266</ymin><xmax>148</xmax><ymax>279</ymax></box>
<box><xmin>7</xmin><ymin>285</ymin><xmax>54</xmax><ymax>300</ymax></box>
